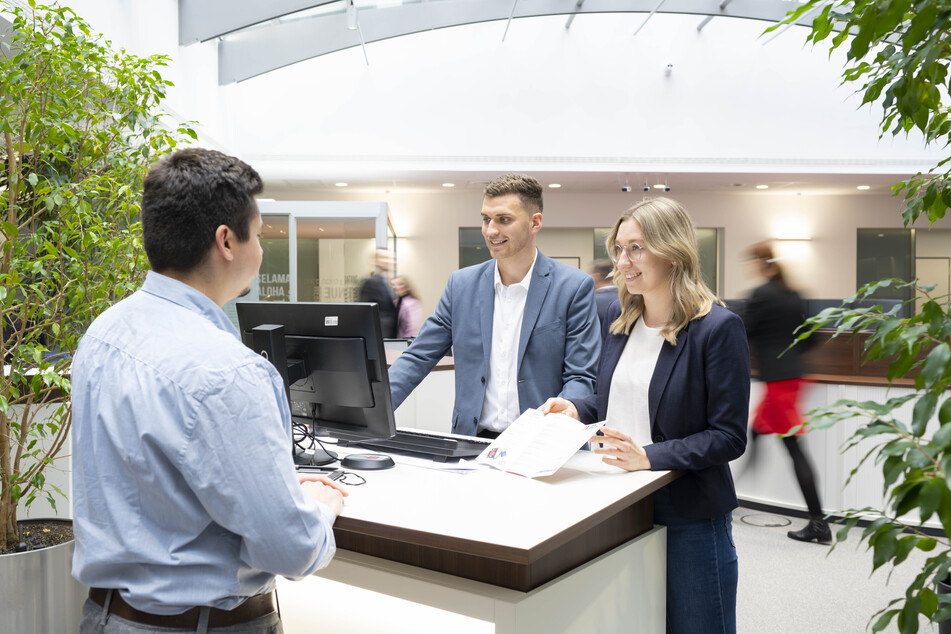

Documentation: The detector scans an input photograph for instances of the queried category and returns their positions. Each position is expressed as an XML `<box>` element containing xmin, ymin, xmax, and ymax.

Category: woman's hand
<box><xmin>538</xmin><ymin>397</ymin><xmax>579</xmax><ymax>420</ymax></box>
<box><xmin>591</xmin><ymin>426</ymin><xmax>651</xmax><ymax>472</ymax></box>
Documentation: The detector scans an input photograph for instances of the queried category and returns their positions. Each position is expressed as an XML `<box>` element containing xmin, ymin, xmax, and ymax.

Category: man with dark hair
<box><xmin>589</xmin><ymin>257</ymin><xmax>620</xmax><ymax>325</ymax></box>
<box><xmin>388</xmin><ymin>173</ymin><xmax>600</xmax><ymax>437</ymax></box>
<box><xmin>71</xmin><ymin>148</ymin><xmax>346</xmax><ymax>633</ymax></box>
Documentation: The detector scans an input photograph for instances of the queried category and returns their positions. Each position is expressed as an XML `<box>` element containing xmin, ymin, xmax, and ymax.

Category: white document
<box><xmin>475</xmin><ymin>409</ymin><xmax>606</xmax><ymax>478</ymax></box>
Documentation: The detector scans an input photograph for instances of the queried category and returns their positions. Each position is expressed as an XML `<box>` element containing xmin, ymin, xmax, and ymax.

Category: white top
<box><xmin>479</xmin><ymin>251</ymin><xmax>538</xmax><ymax>433</ymax></box>
<box><xmin>605</xmin><ymin>318</ymin><xmax>664</xmax><ymax>448</ymax></box>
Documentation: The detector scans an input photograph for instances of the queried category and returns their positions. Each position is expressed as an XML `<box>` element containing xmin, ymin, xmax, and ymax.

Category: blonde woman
<box><xmin>541</xmin><ymin>198</ymin><xmax>749</xmax><ymax>634</ymax></box>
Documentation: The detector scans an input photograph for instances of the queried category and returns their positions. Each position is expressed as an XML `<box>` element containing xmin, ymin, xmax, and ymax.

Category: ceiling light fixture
<box><xmin>346</xmin><ymin>0</ymin><xmax>358</xmax><ymax>30</ymax></box>
<box><xmin>548</xmin><ymin>183</ymin><xmax>561</xmax><ymax>188</ymax></box>
<box><xmin>442</xmin><ymin>183</ymin><xmax>455</xmax><ymax>188</ymax></box>
<box><xmin>756</xmin><ymin>185</ymin><xmax>769</xmax><ymax>190</ymax></box>
<box><xmin>335</xmin><ymin>182</ymin><xmax>348</xmax><ymax>187</ymax></box>
<box><xmin>857</xmin><ymin>185</ymin><xmax>870</xmax><ymax>190</ymax></box>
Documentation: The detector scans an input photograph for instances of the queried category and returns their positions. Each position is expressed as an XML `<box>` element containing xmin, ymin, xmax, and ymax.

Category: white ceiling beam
<box><xmin>178</xmin><ymin>0</ymin><xmax>338</xmax><ymax>45</ymax></box>
<box><xmin>697</xmin><ymin>0</ymin><xmax>733</xmax><ymax>32</ymax></box>
<box><xmin>565</xmin><ymin>0</ymin><xmax>586</xmax><ymax>30</ymax></box>
<box><xmin>218</xmin><ymin>0</ymin><xmax>808</xmax><ymax>84</ymax></box>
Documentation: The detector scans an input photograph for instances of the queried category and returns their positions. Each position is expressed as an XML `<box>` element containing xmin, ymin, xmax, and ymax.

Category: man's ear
<box><xmin>531</xmin><ymin>212</ymin><xmax>543</xmax><ymax>235</ymax></box>
<box><xmin>214</xmin><ymin>224</ymin><xmax>235</xmax><ymax>262</ymax></box>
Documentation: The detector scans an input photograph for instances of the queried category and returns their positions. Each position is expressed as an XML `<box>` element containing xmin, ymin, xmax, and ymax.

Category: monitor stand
<box><xmin>294</xmin><ymin>445</ymin><xmax>338</xmax><ymax>467</ymax></box>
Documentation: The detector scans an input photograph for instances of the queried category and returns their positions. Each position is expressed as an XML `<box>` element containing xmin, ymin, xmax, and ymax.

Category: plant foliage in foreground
<box><xmin>0</xmin><ymin>0</ymin><xmax>194</xmax><ymax>552</ymax></box>
<box><xmin>793</xmin><ymin>279</ymin><xmax>951</xmax><ymax>633</ymax></box>
<box><xmin>772</xmin><ymin>0</ymin><xmax>951</xmax><ymax>227</ymax></box>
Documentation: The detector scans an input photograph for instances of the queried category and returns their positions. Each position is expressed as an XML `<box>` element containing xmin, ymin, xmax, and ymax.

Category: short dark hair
<box><xmin>141</xmin><ymin>148</ymin><xmax>263</xmax><ymax>273</ymax></box>
<box><xmin>484</xmin><ymin>173</ymin><xmax>543</xmax><ymax>214</ymax></box>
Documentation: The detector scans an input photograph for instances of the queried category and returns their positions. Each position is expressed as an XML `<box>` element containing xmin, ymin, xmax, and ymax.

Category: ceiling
<box><xmin>261</xmin><ymin>170</ymin><xmax>911</xmax><ymax>197</ymax></box>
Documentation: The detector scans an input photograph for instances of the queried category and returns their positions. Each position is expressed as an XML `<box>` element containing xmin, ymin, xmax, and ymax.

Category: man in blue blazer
<box><xmin>388</xmin><ymin>174</ymin><xmax>600</xmax><ymax>437</ymax></box>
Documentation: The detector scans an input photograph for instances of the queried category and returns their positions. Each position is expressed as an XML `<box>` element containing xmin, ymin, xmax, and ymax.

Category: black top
<box><xmin>743</xmin><ymin>278</ymin><xmax>809</xmax><ymax>382</ymax></box>
<box><xmin>358</xmin><ymin>274</ymin><xmax>398</xmax><ymax>339</ymax></box>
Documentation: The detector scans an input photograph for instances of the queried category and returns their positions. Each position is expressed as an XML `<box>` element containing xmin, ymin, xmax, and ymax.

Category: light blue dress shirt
<box><xmin>71</xmin><ymin>271</ymin><xmax>336</xmax><ymax>614</ymax></box>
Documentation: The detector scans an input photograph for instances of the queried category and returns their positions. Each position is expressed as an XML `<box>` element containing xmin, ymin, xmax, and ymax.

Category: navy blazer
<box><xmin>743</xmin><ymin>279</ymin><xmax>810</xmax><ymax>382</ymax></box>
<box><xmin>388</xmin><ymin>251</ymin><xmax>601</xmax><ymax>436</ymax></box>
<box><xmin>572</xmin><ymin>302</ymin><xmax>749</xmax><ymax>519</ymax></box>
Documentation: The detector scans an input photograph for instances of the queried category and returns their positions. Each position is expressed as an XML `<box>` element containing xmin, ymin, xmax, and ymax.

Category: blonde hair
<box><xmin>607</xmin><ymin>197</ymin><xmax>723</xmax><ymax>345</ymax></box>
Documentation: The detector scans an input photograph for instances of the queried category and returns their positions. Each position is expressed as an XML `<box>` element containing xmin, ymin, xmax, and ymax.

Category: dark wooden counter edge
<box><xmin>806</xmin><ymin>373</ymin><xmax>915</xmax><ymax>388</ymax></box>
<box><xmin>332</xmin><ymin>470</ymin><xmax>681</xmax><ymax>592</ymax></box>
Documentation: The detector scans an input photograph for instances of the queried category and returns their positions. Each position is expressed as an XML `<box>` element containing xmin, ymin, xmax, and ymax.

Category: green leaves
<box><xmin>0</xmin><ymin>0</ymin><xmax>193</xmax><ymax>549</ymax></box>
<box><xmin>790</xmin><ymin>276</ymin><xmax>951</xmax><ymax>631</ymax></box>
<box><xmin>773</xmin><ymin>0</ymin><xmax>951</xmax><ymax>226</ymax></box>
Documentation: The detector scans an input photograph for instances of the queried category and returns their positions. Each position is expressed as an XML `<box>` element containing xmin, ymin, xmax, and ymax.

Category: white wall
<box><xmin>57</xmin><ymin>2</ymin><xmax>951</xmax><ymax>315</ymax></box>
<box><xmin>260</xmin><ymin>185</ymin><xmax>951</xmax><ymax>317</ymax></box>
<box><xmin>229</xmin><ymin>13</ymin><xmax>941</xmax><ymax>175</ymax></box>
<box><xmin>62</xmin><ymin>4</ymin><xmax>942</xmax><ymax>175</ymax></box>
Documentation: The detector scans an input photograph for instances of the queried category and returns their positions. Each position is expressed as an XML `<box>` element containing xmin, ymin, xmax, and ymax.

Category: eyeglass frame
<box><xmin>610</xmin><ymin>242</ymin><xmax>646</xmax><ymax>263</ymax></box>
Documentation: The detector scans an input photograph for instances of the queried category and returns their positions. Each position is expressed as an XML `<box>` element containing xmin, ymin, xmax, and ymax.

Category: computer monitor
<box><xmin>235</xmin><ymin>301</ymin><xmax>397</xmax><ymax>465</ymax></box>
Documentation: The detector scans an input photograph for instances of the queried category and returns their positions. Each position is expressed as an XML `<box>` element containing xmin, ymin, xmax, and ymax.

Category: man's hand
<box><xmin>299</xmin><ymin>474</ymin><xmax>348</xmax><ymax>516</ymax></box>
<box><xmin>538</xmin><ymin>397</ymin><xmax>580</xmax><ymax>420</ymax></box>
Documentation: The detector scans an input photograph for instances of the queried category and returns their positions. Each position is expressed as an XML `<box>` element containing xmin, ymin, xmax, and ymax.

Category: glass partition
<box><xmin>857</xmin><ymin>228</ymin><xmax>914</xmax><ymax>313</ymax></box>
<box><xmin>260</xmin><ymin>215</ymin><xmax>290</xmax><ymax>301</ymax></box>
<box><xmin>228</xmin><ymin>202</ymin><xmax>392</xmax><ymax>329</ymax></box>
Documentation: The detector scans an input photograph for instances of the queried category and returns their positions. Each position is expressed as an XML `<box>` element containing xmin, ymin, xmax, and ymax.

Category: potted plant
<box><xmin>793</xmin><ymin>280</ymin><xmax>950</xmax><ymax>632</ymax></box>
<box><xmin>1</xmin><ymin>0</ymin><xmax>192</xmax><ymax>628</ymax></box>
<box><xmin>771</xmin><ymin>1</ymin><xmax>951</xmax><ymax>632</ymax></box>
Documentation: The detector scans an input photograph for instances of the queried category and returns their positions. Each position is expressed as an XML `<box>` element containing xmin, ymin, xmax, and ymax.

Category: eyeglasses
<box><xmin>611</xmin><ymin>243</ymin><xmax>645</xmax><ymax>262</ymax></box>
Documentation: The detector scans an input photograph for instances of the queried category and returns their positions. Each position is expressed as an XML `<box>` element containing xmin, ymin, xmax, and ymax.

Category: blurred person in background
<box><xmin>588</xmin><ymin>257</ymin><xmax>619</xmax><ymax>326</ymax></box>
<box><xmin>743</xmin><ymin>241</ymin><xmax>829</xmax><ymax>544</ymax></box>
<box><xmin>358</xmin><ymin>248</ymin><xmax>398</xmax><ymax>338</ymax></box>
<box><xmin>392</xmin><ymin>275</ymin><xmax>423</xmax><ymax>338</ymax></box>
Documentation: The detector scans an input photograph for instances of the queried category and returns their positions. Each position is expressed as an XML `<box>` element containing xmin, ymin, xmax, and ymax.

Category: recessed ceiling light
<box><xmin>756</xmin><ymin>185</ymin><xmax>769</xmax><ymax>190</ymax></box>
<box><xmin>653</xmin><ymin>184</ymin><xmax>666</xmax><ymax>189</ymax></box>
<box><xmin>335</xmin><ymin>182</ymin><xmax>348</xmax><ymax>187</ymax></box>
<box><xmin>442</xmin><ymin>183</ymin><xmax>455</xmax><ymax>188</ymax></box>
<box><xmin>548</xmin><ymin>183</ymin><xmax>561</xmax><ymax>188</ymax></box>
<box><xmin>857</xmin><ymin>185</ymin><xmax>870</xmax><ymax>190</ymax></box>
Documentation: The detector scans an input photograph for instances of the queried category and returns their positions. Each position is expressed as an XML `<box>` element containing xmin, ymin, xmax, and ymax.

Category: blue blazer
<box><xmin>572</xmin><ymin>302</ymin><xmax>749</xmax><ymax>519</ymax></box>
<box><xmin>388</xmin><ymin>251</ymin><xmax>601</xmax><ymax>436</ymax></box>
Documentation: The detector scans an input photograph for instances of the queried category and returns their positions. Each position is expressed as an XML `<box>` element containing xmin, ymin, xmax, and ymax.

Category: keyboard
<box><xmin>356</xmin><ymin>428</ymin><xmax>491</xmax><ymax>462</ymax></box>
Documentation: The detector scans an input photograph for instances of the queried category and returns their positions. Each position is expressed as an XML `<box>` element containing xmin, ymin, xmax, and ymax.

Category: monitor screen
<box><xmin>235</xmin><ymin>301</ymin><xmax>397</xmax><ymax>444</ymax></box>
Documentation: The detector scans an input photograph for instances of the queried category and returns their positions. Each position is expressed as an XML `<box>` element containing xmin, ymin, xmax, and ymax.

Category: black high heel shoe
<box><xmin>787</xmin><ymin>518</ymin><xmax>832</xmax><ymax>544</ymax></box>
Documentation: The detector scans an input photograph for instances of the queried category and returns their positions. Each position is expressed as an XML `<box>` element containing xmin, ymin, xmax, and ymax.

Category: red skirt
<box><xmin>752</xmin><ymin>378</ymin><xmax>808</xmax><ymax>435</ymax></box>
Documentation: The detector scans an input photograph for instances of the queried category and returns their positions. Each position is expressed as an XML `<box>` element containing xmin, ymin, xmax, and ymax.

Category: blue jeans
<box><xmin>653</xmin><ymin>487</ymin><xmax>738</xmax><ymax>634</ymax></box>
<box><xmin>80</xmin><ymin>598</ymin><xmax>283</xmax><ymax>634</ymax></box>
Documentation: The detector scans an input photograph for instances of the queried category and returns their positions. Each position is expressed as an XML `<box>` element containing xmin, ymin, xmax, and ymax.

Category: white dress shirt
<box><xmin>479</xmin><ymin>251</ymin><xmax>538</xmax><ymax>433</ymax></box>
<box><xmin>605</xmin><ymin>318</ymin><xmax>664</xmax><ymax>447</ymax></box>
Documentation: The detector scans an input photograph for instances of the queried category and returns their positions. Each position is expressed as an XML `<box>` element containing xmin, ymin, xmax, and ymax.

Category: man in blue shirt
<box><xmin>71</xmin><ymin>148</ymin><xmax>346</xmax><ymax>633</ymax></box>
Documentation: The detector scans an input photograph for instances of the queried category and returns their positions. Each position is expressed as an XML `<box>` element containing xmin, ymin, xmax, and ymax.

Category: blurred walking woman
<box><xmin>541</xmin><ymin>198</ymin><xmax>749</xmax><ymax>633</ymax></box>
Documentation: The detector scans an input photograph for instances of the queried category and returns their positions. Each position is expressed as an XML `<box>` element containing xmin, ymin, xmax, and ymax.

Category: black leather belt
<box><xmin>88</xmin><ymin>587</ymin><xmax>276</xmax><ymax>629</ymax></box>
